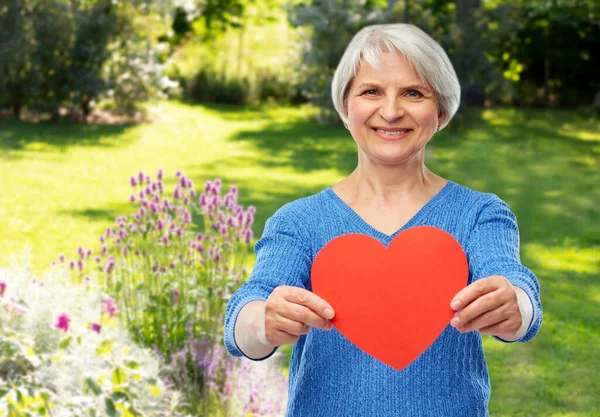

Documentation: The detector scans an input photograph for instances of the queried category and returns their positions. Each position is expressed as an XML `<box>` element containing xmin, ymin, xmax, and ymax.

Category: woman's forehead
<box><xmin>353</xmin><ymin>52</ymin><xmax>424</xmax><ymax>86</ymax></box>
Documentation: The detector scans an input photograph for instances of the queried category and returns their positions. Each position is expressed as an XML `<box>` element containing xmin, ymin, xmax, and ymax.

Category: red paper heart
<box><xmin>311</xmin><ymin>226</ymin><xmax>468</xmax><ymax>372</ymax></box>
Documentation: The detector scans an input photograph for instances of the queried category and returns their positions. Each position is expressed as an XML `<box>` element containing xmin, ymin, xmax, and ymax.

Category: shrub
<box><xmin>0</xmin><ymin>253</ymin><xmax>187</xmax><ymax>416</ymax></box>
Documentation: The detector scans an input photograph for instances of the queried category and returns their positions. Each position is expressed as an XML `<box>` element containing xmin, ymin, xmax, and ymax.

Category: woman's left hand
<box><xmin>450</xmin><ymin>275</ymin><xmax>522</xmax><ymax>337</ymax></box>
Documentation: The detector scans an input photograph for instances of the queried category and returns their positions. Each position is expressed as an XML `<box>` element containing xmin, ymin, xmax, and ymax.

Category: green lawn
<box><xmin>0</xmin><ymin>101</ymin><xmax>598</xmax><ymax>416</ymax></box>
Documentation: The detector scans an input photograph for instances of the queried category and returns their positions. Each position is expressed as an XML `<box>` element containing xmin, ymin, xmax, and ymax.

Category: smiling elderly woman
<box><xmin>224</xmin><ymin>23</ymin><xmax>542</xmax><ymax>416</ymax></box>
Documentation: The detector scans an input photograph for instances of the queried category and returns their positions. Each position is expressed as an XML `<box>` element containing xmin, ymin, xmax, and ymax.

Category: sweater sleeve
<box><xmin>223</xmin><ymin>209</ymin><xmax>313</xmax><ymax>359</ymax></box>
<box><xmin>464</xmin><ymin>196</ymin><xmax>542</xmax><ymax>343</ymax></box>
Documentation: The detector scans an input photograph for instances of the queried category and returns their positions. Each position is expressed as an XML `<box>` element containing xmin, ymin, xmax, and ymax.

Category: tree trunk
<box><xmin>12</xmin><ymin>99</ymin><xmax>22</xmax><ymax>120</ymax></box>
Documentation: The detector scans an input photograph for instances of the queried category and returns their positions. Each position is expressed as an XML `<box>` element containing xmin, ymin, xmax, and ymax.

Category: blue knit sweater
<box><xmin>224</xmin><ymin>180</ymin><xmax>542</xmax><ymax>417</ymax></box>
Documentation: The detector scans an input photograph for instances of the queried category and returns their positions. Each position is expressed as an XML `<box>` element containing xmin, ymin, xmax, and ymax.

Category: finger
<box><xmin>266</xmin><ymin>329</ymin><xmax>299</xmax><ymax>346</ymax></box>
<box><xmin>451</xmin><ymin>276</ymin><xmax>502</xmax><ymax>311</ymax></box>
<box><xmin>284</xmin><ymin>287</ymin><xmax>335</xmax><ymax>320</ymax></box>
<box><xmin>457</xmin><ymin>307</ymin><xmax>506</xmax><ymax>333</ymax></box>
<box><xmin>284</xmin><ymin>303</ymin><xmax>332</xmax><ymax>331</ymax></box>
<box><xmin>275</xmin><ymin>316</ymin><xmax>319</xmax><ymax>336</ymax></box>
<box><xmin>451</xmin><ymin>292</ymin><xmax>503</xmax><ymax>329</ymax></box>
<box><xmin>477</xmin><ymin>320</ymin><xmax>512</xmax><ymax>336</ymax></box>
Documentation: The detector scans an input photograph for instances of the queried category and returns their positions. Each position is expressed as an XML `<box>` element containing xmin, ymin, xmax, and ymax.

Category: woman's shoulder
<box><xmin>448</xmin><ymin>180</ymin><xmax>514</xmax><ymax>215</ymax></box>
<box><xmin>269</xmin><ymin>188</ymin><xmax>332</xmax><ymax>225</ymax></box>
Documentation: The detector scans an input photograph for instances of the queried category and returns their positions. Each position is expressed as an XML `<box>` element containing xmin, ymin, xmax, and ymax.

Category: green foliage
<box><xmin>0</xmin><ymin>0</ymin><xmax>176</xmax><ymax>119</ymax></box>
<box><xmin>288</xmin><ymin>0</ymin><xmax>389</xmax><ymax>124</ymax></box>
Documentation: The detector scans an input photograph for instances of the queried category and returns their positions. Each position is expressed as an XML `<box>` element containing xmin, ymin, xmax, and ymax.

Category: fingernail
<box><xmin>324</xmin><ymin>308</ymin><xmax>334</xmax><ymax>319</ymax></box>
<box><xmin>325</xmin><ymin>322</ymin><xmax>333</xmax><ymax>330</ymax></box>
<box><xmin>451</xmin><ymin>299</ymin><xmax>461</xmax><ymax>310</ymax></box>
<box><xmin>451</xmin><ymin>317</ymin><xmax>461</xmax><ymax>328</ymax></box>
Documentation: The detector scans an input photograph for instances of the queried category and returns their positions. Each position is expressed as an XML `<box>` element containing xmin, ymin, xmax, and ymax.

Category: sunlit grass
<box><xmin>0</xmin><ymin>102</ymin><xmax>598</xmax><ymax>416</ymax></box>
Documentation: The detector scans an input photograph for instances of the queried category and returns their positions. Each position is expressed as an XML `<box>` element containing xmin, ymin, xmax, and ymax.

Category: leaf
<box><xmin>96</xmin><ymin>339</ymin><xmax>113</xmax><ymax>356</ymax></box>
<box><xmin>149</xmin><ymin>384</ymin><xmax>161</xmax><ymax>397</ymax></box>
<box><xmin>112</xmin><ymin>366</ymin><xmax>125</xmax><ymax>387</ymax></box>
<box><xmin>125</xmin><ymin>360</ymin><xmax>139</xmax><ymax>370</ymax></box>
<box><xmin>111</xmin><ymin>391</ymin><xmax>130</xmax><ymax>402</ymax></box>
<box><xmin>105</xmin><ymin>397</ymin><xmax>117</xmax><ymax>417</ymax></box>
<box><xmin>86</xmin><ymin>378</ymin><xmax>102</xmax><ymax>396</ymax></box>
<box><xmin>59</xmin><ymin>337</ymin><xmax>72</xmax><ymax>350</ymax></box>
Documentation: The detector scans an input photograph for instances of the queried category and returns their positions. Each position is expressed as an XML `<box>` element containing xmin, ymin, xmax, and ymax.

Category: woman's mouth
<box><xmin>371</xmin><ymin>128</ymin><xmax>412</xmax><ymax>140</ymax></box>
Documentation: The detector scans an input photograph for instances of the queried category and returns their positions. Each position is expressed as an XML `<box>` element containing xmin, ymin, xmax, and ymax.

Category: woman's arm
<box><xmin>451</xmin><ymin>196</ymin><xmax>542</xmax><ymax>342</ymax></box>
<box><xmin>224</xmin><ymin>209</ymin><xmax>334</xmax><ymax>360</ymax></box>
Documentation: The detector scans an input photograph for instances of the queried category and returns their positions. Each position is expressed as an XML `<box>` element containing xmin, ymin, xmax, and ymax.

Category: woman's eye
<box><xmin>363</xmin><ymin>89</ymin><xmax>378</xmax><ymax>96</ymax></box>
<box><xmin>406</xmin><ymin>89</ymin><xmax>423</xmax><ymax>98</ymax></box>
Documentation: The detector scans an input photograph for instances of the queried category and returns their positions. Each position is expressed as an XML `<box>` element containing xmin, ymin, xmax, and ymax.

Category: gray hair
<box><xmin>331</xmin><ymin>24</ymin><xmax>461</xmax><ymax>130</ymax></box>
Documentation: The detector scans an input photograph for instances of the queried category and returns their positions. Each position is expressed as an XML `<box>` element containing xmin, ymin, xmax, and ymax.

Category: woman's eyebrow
<box><xmin>354</xmin><ymin>82</ymin><xmax>430</xmax><ymax>91</ymax></box>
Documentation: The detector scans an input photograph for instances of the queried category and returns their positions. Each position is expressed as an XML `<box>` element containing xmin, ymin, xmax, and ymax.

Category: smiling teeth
<box><xmin>376</xmin><ymin>129</ymin><xmax>408</xmax><ymax>135</ymax></box>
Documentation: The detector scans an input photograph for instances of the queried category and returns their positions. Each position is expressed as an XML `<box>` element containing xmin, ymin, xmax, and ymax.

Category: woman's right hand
<box><xmin>264</xmin><ymin>285</ymin><xmax>335</xmax><ymax>346</ymax></box>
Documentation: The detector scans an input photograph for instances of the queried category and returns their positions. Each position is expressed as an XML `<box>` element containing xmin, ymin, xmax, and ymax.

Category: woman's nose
<box><xmin>380</xmin><ymin>97</ymin><xmax>405</xmax><ymax>122</ymax></box>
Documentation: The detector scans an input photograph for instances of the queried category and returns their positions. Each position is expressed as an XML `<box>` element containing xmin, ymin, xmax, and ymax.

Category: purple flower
<box><xmin>173</xmin><ymin>187</ymin><xmax>182</xmax><ymax>199</ymax></box>
<box><xmin>182</xmin><ymin>210</ymin><xmax>191</xmax><ymax>224</ymax></box>
<box><xmin>157</xmin><ymin>220</ymin><xmax>165</xmax><ymax>230</ymax></box>
<box><xmin>90</xmin><ymin>323</ymin><xmax>101</xmax><ymax>334</ymax></box>
<box><xmin>78</xmin><ymin>246</ymin><xmax>84</xmax><ymax>257</ymax></box>
<box><xmin>130</xmin><ymin>176</ymin><xmax>138</xmax><ymax>187</ymax></box>
<box><xmin>69</xmin><ymin>261</ymin><xmax>75</xmax><ymax>269</ymax></box>
<box><xmin>86</xmin><ymin>249</ymin><xmax>92</xmax><ymax>258</ymax></box>
<box><xmin>162</xmin><ymin>235</ymin><xmax>169</xmax><ymax>245</ymax></box>
<box><xmin>157</xmin><ymin>169</ymin><xmax>164</xmax><ymax>180</ymax></box>
<box><xmin>104</xmin><ymin>257</ymin><xmax>115</xmax><ymax>274</ymax></box>
<box><xmin>103</xmin><ymin>297</ymin><xmax>118</xmax><ymax>317</ymax></box>
<box><xmin>199</xmin><ymin>193</ymin><xmax>207</xmax><ymax>207</ymax></box>
<box><xmin>95</xmin><ymin>256</ymin><xmax>101</xmax><ymax>263</ymax></box>
<box><xmin>139</xmin><ymin>207</ymin><xmax>147</xmax><ymax>217</ymax></box>
<box><xmin>99</xmin><ymin>236</ymin><xmax>105</xmax><ymax>243</ymax></box>
<box><xmin>175</xmin><ymin>170</ymin><xmax>182</xmax><ymax>177</ymax></box>
<box><xmin>138</xmin><ymin>171</ymin><xmax>144</xmax><ymax>182</ymax></box>
<box><xmin>243</xmin><ymin>228</ymin><xmax>253</xmax><ymax>244</ymax></box>
<box><xmin>0</xmin><ymin>282</ymin><xmax>6</xmax><ymax>297</ymax></box>
<box><xmin>59</xmin><ymin>254</ymin><xmax>65</xmax><ymax>262</ymax></box>
<box><xmin>172</xmin><ymin>288</ymin><xmax>180</xmax><ymax>304</ymax></box>
<box><xmin>101</xmin><ymin>245</ymin><xmax>108</xmax><ymax>255</ymax></box>
<box><xmin>175</xmin><ymin>228</ymin><xmax>183</xmax><ymax>237</ymax></box>
<box><xmin>55</xmin><ymin>313</ymin><xmax>70</xmax><ymax>332</ymax></box>
<box><xmin>180</xmin><ymin>176</ymin><xmax>187</xmax><ymax>188</ymax></box>
<box><xmin>145</xmin><ymin>175</ymin><xmax>151</xmax><ymax>184</ymax></box>
<box><xmin>77</xmin><ymin>260</ymin><xmax>84</xmax><ymax>270</ymax></box>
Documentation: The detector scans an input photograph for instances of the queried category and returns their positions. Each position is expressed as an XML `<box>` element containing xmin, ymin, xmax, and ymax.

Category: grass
<box><xmin>0</xmin><ymin>101</ymin><xmax>598</xmax><ymax>416</ymax></box>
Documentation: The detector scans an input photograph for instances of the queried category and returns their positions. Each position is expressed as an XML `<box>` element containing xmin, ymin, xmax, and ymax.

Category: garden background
<box><xmin>0</xmin><ymin>0</ymin><xmax>598</xmax><ymax>416</ymax></box>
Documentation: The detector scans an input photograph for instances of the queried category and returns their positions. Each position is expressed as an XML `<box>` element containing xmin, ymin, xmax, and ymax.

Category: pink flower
<box><xmin>103</xmin><ymin>297</ymin><xmax>118</xmax><ymax>317</ymax></box>
<box><xmin>130</xmin><ymin>176</ymin><xmax>138</xmax><ymax>187</ymax></box>
<box><xmin>157</xmin><ymin>168</ymin><xmax>164</xmax><ymax>180</ymax></box>
<box><xmin>129</xmin><ymin>194</ymin><xmax>136</xmax><ymax>202</ymax></box>
<box><xmin>172</xmin><ymin>288</ymin><xmax>180</xmax><ymax>304</ymax></box>
<box><xmin>90</xmin><ymin>323</ymin><xmax>102</xmax><ymax>333</ymax></box>
<box><xmin>55</xmin><ymin>313</ymin><xmax>70</xmax><ymax>332</ymax></box>
<box><xmin>0</xmin><ymin>282</ymin><xmax>5</xmax><ymax>297</ymax></box>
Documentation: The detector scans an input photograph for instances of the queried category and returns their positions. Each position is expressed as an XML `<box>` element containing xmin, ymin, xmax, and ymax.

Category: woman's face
<box><xmin>346</xmin><ymin>52</ymin><xmax>442</xmax><ymax>166</ymax></box>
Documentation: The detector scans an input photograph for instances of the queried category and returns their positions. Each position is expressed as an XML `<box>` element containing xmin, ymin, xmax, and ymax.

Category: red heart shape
<box><xmin>311</xmin><ymin>226</ymin><xmax>468</xmax><ymax>372</ymax></box>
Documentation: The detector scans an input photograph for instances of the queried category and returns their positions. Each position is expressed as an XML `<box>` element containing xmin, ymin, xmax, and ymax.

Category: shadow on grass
<box><xmin>0</xmin><ymin>119</ymin><xmax>138</xmax><ymax>160</ymax></box>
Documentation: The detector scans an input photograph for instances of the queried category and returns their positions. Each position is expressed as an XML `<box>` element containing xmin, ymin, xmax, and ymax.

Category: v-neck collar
<box><xmin>324</xmin><ymin>180</ymin><xmax>455</xmax><ymax>241</ymax></box>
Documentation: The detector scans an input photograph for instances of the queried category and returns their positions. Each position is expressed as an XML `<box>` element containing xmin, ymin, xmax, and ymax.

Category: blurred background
<box><xmin>0</xmin><ymin>0</ymin><xmax>598</xmax><ymax>416</ymax></box>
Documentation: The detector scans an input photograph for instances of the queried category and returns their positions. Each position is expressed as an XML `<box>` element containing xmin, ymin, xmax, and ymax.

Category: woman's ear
<box><xmin>437</xmin><ymin>110</ymin><xmax>446</xmax><ymax>130</ymax></box>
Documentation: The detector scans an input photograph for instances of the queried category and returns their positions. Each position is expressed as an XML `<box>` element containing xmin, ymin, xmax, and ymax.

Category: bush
<box><xmin>0</xmin><ymin>253</ymin><xmax>187</xmax><ymax>416</ymax></box>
